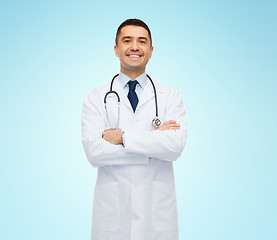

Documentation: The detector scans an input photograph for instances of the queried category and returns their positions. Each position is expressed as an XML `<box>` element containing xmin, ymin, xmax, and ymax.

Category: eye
<box><xmin>124</xmin><ymin>40</ymin><xmax>130</xmax><ymax>43</ymax></box>
<box><xmin>140</xmin><ymin>41</ymin><xmax>146</xmax><ymax>44</ymax></box>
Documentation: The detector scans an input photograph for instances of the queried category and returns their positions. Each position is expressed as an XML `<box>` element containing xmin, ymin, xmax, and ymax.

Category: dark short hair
<box><xmin>115</xmin><ymin>18</ymin><xmax>152</xmax><ymax>46</ymax></box>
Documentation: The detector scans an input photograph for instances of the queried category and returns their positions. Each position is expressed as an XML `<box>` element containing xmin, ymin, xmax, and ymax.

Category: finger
<box><xmin>163</xmin><ymin>125</ymin><xmax>180</xmax><ymax>130</ymax></box>
<box><xmin>163</xmin><ymin>120</ymin><xmax>176</xmax><ymax>125</ymax></box>
<box><xmin>160</xmin><ymin>121</ymin><xmax>172</xmax><ymax>126</ymax></box>
<box><xmin>168</xmin><ymin>126</ymin><xmax>180</xmax><ymax>130</ymax></box>
<box><xmin>156</xmin><ymin>122</ymin><xmax>179</xmax><ymax>130</ymax></box>
<box><xmin>104</xmin><ymin>129</ymin><xmax>115</xmax><ymax>133</ymax></box>
<box><xmin>170</xmin><ymin>126</ymin><xmax>180</xmax><ymax>129</ymax></box>
<box><xmin>163</xmin><ymin>123</ymin><xmax>180</xmax><ymax>128</ymax></box>
<box><xmin>158</xmin><ymin>125</ymin><xmax>180</xmax><ymax>131</ymax></box>
<box><xmin>160</xmin><ymin>122</ymin><xmax>171</xmax><ymax>128</ymax></box>
<box><xmin>102</xmin><ymin>133</ymin><xmax>108</xmax><ymax>138</ymax></box>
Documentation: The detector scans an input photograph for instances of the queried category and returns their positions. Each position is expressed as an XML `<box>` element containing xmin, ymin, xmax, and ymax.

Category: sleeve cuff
<box><xmin>122</xmin><ymin>132</ymin><xmax>125</xmax><ymax>147</ymax></box>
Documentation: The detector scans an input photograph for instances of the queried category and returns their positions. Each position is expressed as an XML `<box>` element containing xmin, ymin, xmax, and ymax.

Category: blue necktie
<box><xmin>128</xmin><ymin>80</ymin><xmax>139</xmax><ymax>112</ymax></box>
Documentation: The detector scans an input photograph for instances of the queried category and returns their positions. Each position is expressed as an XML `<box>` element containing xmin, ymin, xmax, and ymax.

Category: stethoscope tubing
<box><xmin>104</xmin><ymin>73</ymin><xmax>160</xmax><ymax>128</ymax></box>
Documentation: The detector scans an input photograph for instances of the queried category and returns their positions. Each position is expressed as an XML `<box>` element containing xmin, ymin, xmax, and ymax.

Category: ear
<box><xmin>149</xmin><ymin>46</ymin><xmax>154</xmax><ymax>59</ymax></box>
<box><xmin>114</xmin><ymin>45</ymin><xmax>119</xmax><ymax>57</ymax></box>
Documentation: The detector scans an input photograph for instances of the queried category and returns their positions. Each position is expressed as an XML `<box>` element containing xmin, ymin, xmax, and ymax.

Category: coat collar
<box><xmin>117</xmin><ymin>71</ymin><xmax>148</xmax><ymax>91</ymax></box>
<box><xmin>106</xmin><ymin>74</ymin><xmax>164</xmax><ymax>113</ymax></box>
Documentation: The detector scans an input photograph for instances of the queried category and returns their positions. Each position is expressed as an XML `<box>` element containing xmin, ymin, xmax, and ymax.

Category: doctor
<box><xmin>81</xmin><ymin>19</ymin><xmax>187</xmax><ymax>240</ymax></box>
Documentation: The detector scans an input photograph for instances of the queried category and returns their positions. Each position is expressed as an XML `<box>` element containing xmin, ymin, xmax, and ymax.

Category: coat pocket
<box><xmin>92</xmin><ymin>181</ymin><xmax>120</xmax><ymax>231</ymax></box>
<box><xmin>152</xmin><ymin>181</ymin><xmax>178</xmax><ymax>231</ymax></box>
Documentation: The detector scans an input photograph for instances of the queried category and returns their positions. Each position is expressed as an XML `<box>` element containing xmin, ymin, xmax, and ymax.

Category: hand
<box><xmin>102</xmin><ymin>129</ymin><xmax>124</xmax><ymax>145</ymax></box>
<box><xmin>156</xmin><ymin>120</ymin><xmax>180</xmax><ymax>131</ymax></box>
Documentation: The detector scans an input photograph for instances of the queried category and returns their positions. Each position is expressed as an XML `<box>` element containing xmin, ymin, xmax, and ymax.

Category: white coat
<box><xmin>81</xmin><ymin>76</ymin><xmax>187</xmax><ymax>240</ymax></box>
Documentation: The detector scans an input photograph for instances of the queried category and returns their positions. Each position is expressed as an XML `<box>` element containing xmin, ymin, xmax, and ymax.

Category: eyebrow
<box><xmin>122</xmin><ymin>36</ymin><xmax>148</xmax><ymax>41</ymax></box>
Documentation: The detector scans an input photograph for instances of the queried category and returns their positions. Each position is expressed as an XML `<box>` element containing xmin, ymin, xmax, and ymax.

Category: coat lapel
<box><xmin>105</xmin><ymin>77</ymin><xmax>164</xmax><ymax>114</ymax></box>
<box><xmin>135</xmin><ymin>82</ymin><xmax>154</xmax><ymax>112</ymax></box>
<box><xmin>136</xmin><ymin>79</ymin><xmax>163</xmax><ymax>113</ymax></box>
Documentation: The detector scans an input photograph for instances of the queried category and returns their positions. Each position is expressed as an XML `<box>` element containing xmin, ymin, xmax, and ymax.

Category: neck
<box><xmin>120</xmin><ymin>67</ymin><xmax>145</xmax><ymax>80</ymax></box>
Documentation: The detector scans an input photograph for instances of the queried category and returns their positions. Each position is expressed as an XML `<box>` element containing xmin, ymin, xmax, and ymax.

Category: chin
<box><xmin>128</xmin><ymin>65</ymin><xmax>144</xmax><ymax>70</ymax></box>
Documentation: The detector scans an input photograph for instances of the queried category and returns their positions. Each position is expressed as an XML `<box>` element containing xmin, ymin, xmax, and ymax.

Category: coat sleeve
<box><xmin>123</xmin><ymin>89</ymin><xmax>187</xmax><ymax>162</ymax></box>
<box><xmin>81</xmin><ymin>90</ymin><xmax>149</xmax><ymax>168</ymax></box>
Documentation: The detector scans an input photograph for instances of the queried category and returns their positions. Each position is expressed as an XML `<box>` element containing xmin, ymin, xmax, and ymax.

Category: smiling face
<box><xmin>114</xmin><ymin>25</ymin><xmax>153</xmax><ymax>79</ymax></box>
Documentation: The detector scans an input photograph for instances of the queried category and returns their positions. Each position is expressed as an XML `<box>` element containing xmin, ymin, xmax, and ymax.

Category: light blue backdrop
<box><xmin>1</xmin><ymin>0</ymin><xmax>276</xmax><ymax>239</ymax></box>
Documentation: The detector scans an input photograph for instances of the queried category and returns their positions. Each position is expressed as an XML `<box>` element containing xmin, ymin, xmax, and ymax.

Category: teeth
<box><xmin>129</xmin><ymin>55</ymin><xmax>140</xmax><ymax>57</ymax></box>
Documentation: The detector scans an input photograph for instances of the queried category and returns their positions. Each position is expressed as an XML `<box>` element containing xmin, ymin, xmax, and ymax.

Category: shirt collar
<box><xmin>118</xmin><ymin>71</ymin><xmax>148</xmax><ymax>89</ymax></box>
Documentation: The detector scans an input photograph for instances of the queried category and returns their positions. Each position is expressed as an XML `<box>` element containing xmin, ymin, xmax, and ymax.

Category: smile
<box><xmin>127</xmin><ymin>54</ymin><xmax>142</xmax><ymax>58</ymax></box>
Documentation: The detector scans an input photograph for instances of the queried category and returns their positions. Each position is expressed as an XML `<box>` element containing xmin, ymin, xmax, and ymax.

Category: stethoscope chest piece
<box><xmin>152</xmin><ymin>117</ymin><xmax>161</xmax><ymax>128</ymax></box>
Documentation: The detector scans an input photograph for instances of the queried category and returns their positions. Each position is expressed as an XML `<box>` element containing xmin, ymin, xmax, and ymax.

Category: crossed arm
<box><xmin>102</xmin><ymin>120</ymin><xmax>181</xmax><ymax>145</ymax></box>
<box><xmin>82</xmin><ymin>89</ymin><xmax>187</xmax><ymax>168</ymax></box>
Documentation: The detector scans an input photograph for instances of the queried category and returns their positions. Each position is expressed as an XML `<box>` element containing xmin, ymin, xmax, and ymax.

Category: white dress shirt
<box><xmin>118</xmin><ymin>71</ymin><xmax>148</xmax><ymax>145</ymax></box>
<box><xmin>117</xmin><ymin>71</ymin><xmax>148</xmax><ymax>99</ymax></box>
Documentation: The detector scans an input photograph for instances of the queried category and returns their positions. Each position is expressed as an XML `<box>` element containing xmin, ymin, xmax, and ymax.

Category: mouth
<box><xmin>127</xmin><ymin>54</ymin><xmax>142</xmax><ymax>59</ymax></box>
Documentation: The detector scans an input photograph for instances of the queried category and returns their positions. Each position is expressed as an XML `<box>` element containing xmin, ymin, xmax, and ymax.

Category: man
<box><xmin>81</xmin><ymin>19</ymin><xmax>187</xmax><ymax>240</ymax></box>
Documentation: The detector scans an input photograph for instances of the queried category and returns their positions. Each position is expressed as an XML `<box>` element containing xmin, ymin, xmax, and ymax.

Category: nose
<box><xmin>130</xmin><ymin>40</ymin><xmax>139</xmax><ymax>51</ymax></box>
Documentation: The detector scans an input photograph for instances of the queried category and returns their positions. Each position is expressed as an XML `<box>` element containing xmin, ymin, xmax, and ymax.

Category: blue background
<box><xmin>1</xmin><ymin>0</ymin><xmax>276</xmax><ymax>239</ymax></box>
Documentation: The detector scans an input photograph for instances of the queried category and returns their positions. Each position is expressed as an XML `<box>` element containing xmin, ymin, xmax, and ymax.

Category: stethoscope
<box><xmin>104</xmin><ymin>73</ymin><xmax>161</xmax><ymax>129</ymax></box>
